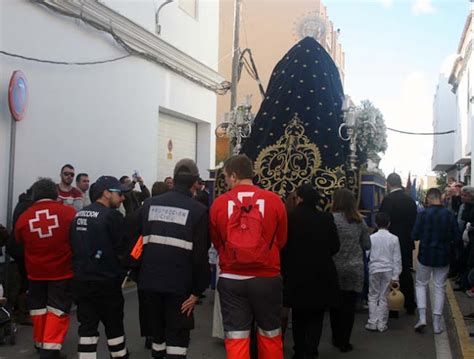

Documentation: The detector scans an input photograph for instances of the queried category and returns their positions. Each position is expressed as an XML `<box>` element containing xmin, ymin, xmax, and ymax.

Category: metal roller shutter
<box><xmin>157</xmin><ymin>112</ymin><xmax>197</xmax><ymax>180</ymax></box>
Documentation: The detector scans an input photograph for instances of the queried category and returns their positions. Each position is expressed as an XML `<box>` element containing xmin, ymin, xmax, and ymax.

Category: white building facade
<box><xmin>432</xmin><ymin>58</ymin><xmax>457</xmax><ymax>173</ymax></box>
<box><xmin>0</xmin><ymin>0</ymin><xmax>225</xmax><ymax>223</ymax></box>
<box><xmin>432</xmin><ymin>5</ymin><xmax>473</xmax><ymax>184</ymax></box>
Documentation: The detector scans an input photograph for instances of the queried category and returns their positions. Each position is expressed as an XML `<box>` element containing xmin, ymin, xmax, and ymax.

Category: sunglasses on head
<box><xmin>108</xmin><ymin>189</ymin><xmax>123</xmax><ymax>194</ymax></box>
<box><xmin>62</xmin><ymin>172</ymin><xmax>75</xmax><ymax>177</ymax></box>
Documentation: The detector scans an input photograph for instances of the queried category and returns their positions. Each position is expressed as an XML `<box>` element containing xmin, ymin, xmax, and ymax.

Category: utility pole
<box><xmin>230</xmin><ymin>0</ymin><xmax>242</xmax><ymax>111</ymax></box>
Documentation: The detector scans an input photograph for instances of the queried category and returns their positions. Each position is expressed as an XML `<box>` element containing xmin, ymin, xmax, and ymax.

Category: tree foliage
<box><xmin>435</xmin><ymin>171</ymin><xmax>447</xmax><ymax>191</ymax></box>
<box><xmin>355</xmin><ymin>100</ymin><xmax>388</xmax><ymax>165</ymax></box>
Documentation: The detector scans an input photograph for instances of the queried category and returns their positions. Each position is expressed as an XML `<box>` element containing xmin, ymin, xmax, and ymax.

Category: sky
<box><xmin>323</xmin><ymin>0</ymin><xmax>470</xmax><ymax>179</ymax></box>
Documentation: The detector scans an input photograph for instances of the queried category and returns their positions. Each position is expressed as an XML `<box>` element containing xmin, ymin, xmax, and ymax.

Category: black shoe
<box><xmin>389</xmin><ymin>311</ymin><xmax>399</xmax><ymax>319</ymax></box>
<box><xmin>339</xmin><ymin>343</ymin><xmax>353</xmax><ymax>353</ymax></box>
<box><xmin>463</xmin><ymin>313</ymin><xmax>474</xmax><ymax>320</ymax></box>
<box><xmin>39</xmin><ymin>349</ymin><xmax>67</xmax><ymax>358</ymax></box>
<box><xmin>145</xmin><ymin>336</ymin><xmax>152</xmax><ymax>349</ymax></box>
<box><xmin>292</xmin><ymin>354</ymin><xmax>317</xmax><ymax>359</ymax></box>
<box><xmin>292</xmin><ymin>354</ymin><xmax>305</xmax><ymax>359</ymax></box>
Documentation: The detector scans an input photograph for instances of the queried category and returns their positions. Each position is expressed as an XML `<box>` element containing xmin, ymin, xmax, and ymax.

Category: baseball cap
<box><xmin>94</xmin><ymin>176</ymin><xmax>130</xmax><ymax>194</ymax></box>
<box><xmin>173</xmin><ymin>159</ymin><xmax>199</xmax><ymax>177</ymax></box>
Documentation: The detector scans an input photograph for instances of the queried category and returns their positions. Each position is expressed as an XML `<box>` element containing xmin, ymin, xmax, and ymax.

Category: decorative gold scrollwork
<box><xmin>214</xmin><ymin>167</ymin><xmax>228</xmax><ymax>198</ymax></box>
<box><xmin>255</xmin><ymin>116</ymin><xmax>322</xmax><ymax>196</ymax></box>
<box><xmin>254</xmin><ymin>115</ymin><xmax>348</xmax><ymax>210</ymax></box>
<box><xmin>214</xmin><ymin>115</ymin><xmax>359</xmax><ymax>211</ymax></box>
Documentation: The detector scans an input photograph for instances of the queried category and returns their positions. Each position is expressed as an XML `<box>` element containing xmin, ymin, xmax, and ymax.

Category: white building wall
<box><xmin>456</xmin><ymin>70</ymin><xmax>471</xmax><ymax>159</ymax></box>
<box><xmin>453</xmin><ymin>75</ymin><xmax>469</xmax><ymax>164</ymax></box>
<box><xmin>102</xmin><ymin>0</ymin><xmax>219</xmax><ymax>70</ymax></box>
<box><xmin>468</xmin><ymin>26</ymin><xmax>474</xmax><ymax>183</ymax></box>
<box><xmin>0</xmin><ymin>0</ymin><xmax>219</xmax><ymax>224</ymax></box>
<box><xmin>432</xmin><ymin>71</ymin><xmax>457</xmax><ymax>171</ymax></box>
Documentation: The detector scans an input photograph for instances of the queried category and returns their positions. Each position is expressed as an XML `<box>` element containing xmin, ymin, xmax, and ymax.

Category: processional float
<box><xmin>213</xmin><ymin>37</ymin><xmax>385</xmax><ymax>224</ymax></box>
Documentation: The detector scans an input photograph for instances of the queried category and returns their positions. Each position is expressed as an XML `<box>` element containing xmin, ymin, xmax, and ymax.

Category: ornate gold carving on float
<box><xmin>254</xmin><ymin>115</ymin><xmax>347</xmax><ymax>210</ymax></box>
<box><xmin>254</xmin><ymin>116</ymin><xmax>321</xmax><ymax>196</ymax></box>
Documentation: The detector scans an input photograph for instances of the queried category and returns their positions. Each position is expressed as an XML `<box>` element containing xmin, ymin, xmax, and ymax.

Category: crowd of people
<box><xmin>0</xmin><ymin>156</ymin><xmax>470</xmax><ymax>359</ymax></box>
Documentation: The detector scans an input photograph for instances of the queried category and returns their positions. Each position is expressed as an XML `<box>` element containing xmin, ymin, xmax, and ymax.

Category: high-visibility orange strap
<box><xmin>224</xmin><ymin>338</ymin><xmax>251</xmax><ymax>359</ymax></box>
<box><xmin>31</xmin><ymin>310</ymin><xmax>47</xmax><ymax>344</ymax></box>
<box><xmin>131</xmin><ymin>236</ymin><xmax>143</xmax><ymax>260</ymax></box>
<box><xmin>43</xmin><ymin>312</ymin><xmax>70</xmax><ymax>346</ymax></box>
<box><xmin>257</xmin><ymin>332</ymin><xmax>283</xmax><ymax>359</ymax></box>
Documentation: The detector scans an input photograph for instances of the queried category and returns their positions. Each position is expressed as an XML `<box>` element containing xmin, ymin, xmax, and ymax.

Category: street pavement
<box><xmin>453</xmin><ymin>284</ymin><xmax>474</xmax><ymax>346</ymax></box>
<box><xmin>0</xmin><ymin>288</ymin><xmax>437</xmax><ymax>359</ymax></box>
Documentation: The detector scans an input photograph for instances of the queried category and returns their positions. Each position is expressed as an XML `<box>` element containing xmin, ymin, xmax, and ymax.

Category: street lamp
<box><xmin>339</xmin><ymin>96</ymin><xmax>379</xmax><ymax>171</ymax></box>
<box><xmin>339</xmin><ymin>96</ymin><xmax>358</xmax><ymax>170</ymax></box>
<box><xmin>216</xmin><ymin>96</ymin><xmax>254</xmax><ymax>155</ymax></box>
<box><xmin>456</xmin><ymin>162</ymin><xmax>463</xmax><ymax>182</ymax></box>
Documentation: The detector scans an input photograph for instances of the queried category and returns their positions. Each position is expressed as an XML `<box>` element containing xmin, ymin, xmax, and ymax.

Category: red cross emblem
<box><xmin>28</xmin><ymin>209</ymin><xmax>59</xmax><ymax>239</ymax></box>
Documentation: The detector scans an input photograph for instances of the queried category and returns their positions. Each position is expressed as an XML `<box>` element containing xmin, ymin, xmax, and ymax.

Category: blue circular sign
<box><xmin>8</xmin><ymin>70</ymin><xmax>28</xmax><ymax>121</ymax></box>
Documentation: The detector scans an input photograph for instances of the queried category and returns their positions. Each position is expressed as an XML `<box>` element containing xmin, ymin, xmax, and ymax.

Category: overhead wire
<box><xmin>33</xmin><ymin>0</ymin><xmax>230</xmax><ymax>94</ymax></box>
<box><xmin>241</xmin><ymin>0</ymin><xmax>249</xmax><ymax>49</ymax></box>
<box><xmin>387</xmin><ymin>128</ymin><xmax>455</xmax><ymax>135</ymax></box>
<box><xmin>239</xmin><ymin>48</ymin><xmax>266</xmax><ymax>99</ymax></box>
<box><xmin>0</xmin><ymin>50</ymin><xmax>131</xmax><ymax>65</ymax></box>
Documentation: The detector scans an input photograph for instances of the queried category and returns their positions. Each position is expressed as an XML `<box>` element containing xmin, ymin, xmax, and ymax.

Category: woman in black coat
<box><xmin>282</xmin><ymin>184</ymin><xmax>340</xmax><ymax>359</ymax></box>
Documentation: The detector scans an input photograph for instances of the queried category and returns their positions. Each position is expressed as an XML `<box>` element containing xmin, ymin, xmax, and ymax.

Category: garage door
<box><xmin>157</xmin><ymin>112</ymin><xmax>197</xmax><ymax>180</ymax></box>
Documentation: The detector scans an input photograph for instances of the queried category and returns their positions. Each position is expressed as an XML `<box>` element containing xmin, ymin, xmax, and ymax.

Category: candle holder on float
<box><xmin>215</xmin><ymin>96</ymin><xmax>254</xmax><ymax>156</ymax></box>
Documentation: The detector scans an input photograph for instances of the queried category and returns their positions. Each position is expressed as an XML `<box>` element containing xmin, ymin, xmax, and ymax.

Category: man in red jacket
<box><xmin>15</xmin><ymin>178</ymin><xmax>76</xmax><ymax>359</ymax></box>
<box><xmin>210</xmin><ymin>155</ymin><xmax>287</xmax><ymax>359</ymax></box>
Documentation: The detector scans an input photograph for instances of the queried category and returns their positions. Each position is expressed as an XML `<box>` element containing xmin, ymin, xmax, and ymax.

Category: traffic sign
<box><xmin>8</xmin><ymin>70</ymin><xmax>28</xmax><ymax>121</ymax></box>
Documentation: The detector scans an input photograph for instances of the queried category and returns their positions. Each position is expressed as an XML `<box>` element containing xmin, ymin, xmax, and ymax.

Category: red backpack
<box><xmin>224</xmin><ymin>190</ymin><xmax>272</xmax><ymax>270</ymax></box>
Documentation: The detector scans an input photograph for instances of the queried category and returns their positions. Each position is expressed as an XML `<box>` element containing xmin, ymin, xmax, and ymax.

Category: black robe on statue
<box><xmin>241</xmin><ymin>37</ymin><xmax>350</xmax><ymax>207</ymax></box>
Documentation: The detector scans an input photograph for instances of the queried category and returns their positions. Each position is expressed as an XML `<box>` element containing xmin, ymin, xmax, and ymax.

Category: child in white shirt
<box><xmin>366</xmin><ymin>212</ymin><xmax>402</xmax><ymax>332</ymax></box>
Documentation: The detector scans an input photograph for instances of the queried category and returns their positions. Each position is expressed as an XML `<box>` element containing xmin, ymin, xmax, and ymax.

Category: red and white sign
<box><xmin>8</xmin><ymin>70</ymin><xmax>28</xmax><ymax>121</ymax></box>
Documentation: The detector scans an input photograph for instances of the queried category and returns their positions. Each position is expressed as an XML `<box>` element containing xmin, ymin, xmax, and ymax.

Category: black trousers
<box><xmin>218</xmin><ymin>276</ymin><xmax>282</xmax><ymax>334</ymax></box>
<box><xmin>400</xmin><ymin>250</ymin><xmax>416</xmax><ymax>311</ymax></box>
<box><xmin>145</xmin><ymin>291</ymin><xmax>194</xmax><ymax>359</ymax></box>
<box><xmin>138</xmin><ymin>289</ymin><xmax>152</xmax><ymax>337</ymax></box>
<box><xmin>72</xmin><ymin>280</ymin><xmax>128</xmax><ymax>358</ymax></box>
<box><xmin>330</xmin><ymin>290</ymin><xmax>357</xmax><ymax>347</ymax></box>
<box><xmin>292</xmin><ymin>307</ymin><xmax>325</xmax><ymax>358</ymax></box>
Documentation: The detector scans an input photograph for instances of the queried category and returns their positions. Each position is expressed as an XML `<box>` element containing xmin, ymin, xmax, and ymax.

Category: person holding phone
<box><xmin>119</xmin><ymin>172</ymin><xmax>151</xmax><ymax>218</ymax></box>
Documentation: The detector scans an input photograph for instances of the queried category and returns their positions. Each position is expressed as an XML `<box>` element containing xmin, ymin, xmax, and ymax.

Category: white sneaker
<box><xmin>365</xmin><ymin>323</ymin><xmax>377</xmax><ymax>331</ymax></box>
<box><xmin>377</xmin><ymin>325</ymin><xmax>388</xmax><ymax>332</ymax></box>
<box><xmin>414</xmin><ymin>320</ymin><xmax>426</xmax><ymax>333</ymax></box>
<box><xmin>433</xmin><ymin>315</ymin><xmax>443</xmax><ymax>334</ymax></box>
